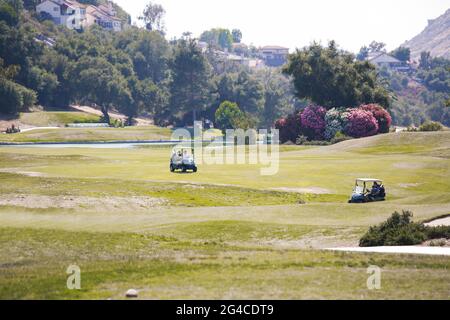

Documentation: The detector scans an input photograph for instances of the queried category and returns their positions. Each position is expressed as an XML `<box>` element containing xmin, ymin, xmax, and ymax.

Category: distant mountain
<box><xmin>402</xmin><ymin>8</ymin><xmax>450</xmax><ymax>61</ymax></box>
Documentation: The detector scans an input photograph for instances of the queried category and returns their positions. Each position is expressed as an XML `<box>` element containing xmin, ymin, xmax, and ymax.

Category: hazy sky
<box><xmin>114</xmin><ymin>0</ymin><xmax>450</xmax><ymax>53</ymax></box>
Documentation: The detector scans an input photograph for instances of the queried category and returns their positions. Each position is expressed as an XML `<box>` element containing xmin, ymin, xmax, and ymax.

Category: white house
<box><xmin>37</xmin><ymin>0</ymin><xmax>87</xmax><ymax>30</ymax></box>
<box><xmin>36</xmin><ymin>0</ymin><xmax>122</xmax><ymax>32</ymax></box>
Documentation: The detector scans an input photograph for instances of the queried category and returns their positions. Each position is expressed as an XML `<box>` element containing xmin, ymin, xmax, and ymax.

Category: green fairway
<box><xmin>0</xmin><ymin>131</ymin><xmax>449</xmax><ymax>299</ymax></box>
<box><xmin>0</xmin><ymin>125</ymin><xmax>172</xmax><ymax>143</ymax></box>
<box><xmin>18</xmin><ymin>111</ymin><xmax>102</xmax><ymax>127</ymax></box>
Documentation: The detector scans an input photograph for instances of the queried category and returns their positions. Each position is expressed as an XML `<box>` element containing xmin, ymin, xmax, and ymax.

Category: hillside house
<box><xmin>36</xmin><ymin>0</ymin><xmax>122</xmax><ymax>31</ymax></box>
<box><xmin>258</xmin><ymin>46</ymin><xmax>289</xmax><ymax>67</ymax></box>
<box><xmin>86</xmin><ymin>3</ymin><xmax>122</xmax><ymax>32</ymax></box>
<box><xmin>367</xmin><ymin>52</ymin><xmax>411</xmax><ymax>73</ymax></box>
<box><xmin>37</xmin><ymin>0</ymin><xmax>87</xmax><ymax>30</ymax></box>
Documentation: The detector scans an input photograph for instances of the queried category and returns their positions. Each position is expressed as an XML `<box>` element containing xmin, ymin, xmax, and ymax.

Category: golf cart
<box><xmin>348</xmin><ymin>178</ymin><xmax>386</xmax><ymax>203</ymax></box>
<box><xmin>170</xmin><ymin>147</ymin><xmax>197</xmax><ymax>173</ymax></box>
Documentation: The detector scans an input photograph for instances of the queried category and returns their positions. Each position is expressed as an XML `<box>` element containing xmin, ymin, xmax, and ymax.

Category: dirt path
<box><xmin>71</xmin><ymin>105</ymin><xmax>154</xmax><ymax>126</ymax></box>
<box><xmin>327</xmin><ymin>246</ymin><xmax>450</xmax><ymax>256</ymax></box>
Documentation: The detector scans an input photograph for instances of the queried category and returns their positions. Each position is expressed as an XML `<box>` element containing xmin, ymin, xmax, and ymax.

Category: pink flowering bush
<box><xmin>275</xmin><ymin>111</ymin><xmax>302</xmax><ymax>143</ymax></box>
<box><xmin>359</xmin><ymin>104</ymin><xmax>392</xmax><ymax>134</ymax></box>
<box><xmin>344</xmin><ymin>108</ymin><xmax>379</xmax><ymax>138</ymax></box>
<box><xmin>300</xmin><ymin>105</ymin><xmax>327</xmax><ymax>140</ymax></box>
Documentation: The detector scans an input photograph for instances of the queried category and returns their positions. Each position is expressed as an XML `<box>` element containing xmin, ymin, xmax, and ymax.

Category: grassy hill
<box><xmin>0</xmin><ymin>131</ymin><xmax>449</xmax><ymax>299</ymax></box>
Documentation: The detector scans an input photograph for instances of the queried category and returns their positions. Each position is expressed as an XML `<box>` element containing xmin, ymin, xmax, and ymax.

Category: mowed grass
<box><xmin>0</xmin><ymin>131</ymin><xmax>449</xmax><ymax>299</ymax></box>
<box><xmin>1</xmin><ymin>227</ymin><xmax>449</xmax><ymax>300</ymax></box>
<box><xmin>0</xmin><ymin>126</ymin><xmax>172</xmax><ymax>143</ymax></box>
<box><xmin>19</xmin><ymin>111</ymin><xmax>102</xmax><ymax>127</ymax></box>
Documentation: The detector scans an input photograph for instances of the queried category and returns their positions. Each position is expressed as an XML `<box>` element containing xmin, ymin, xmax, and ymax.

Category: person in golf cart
<box><xmin>170</xmin><ymin>147</ymin><xmax>198</xmax><ymax>173</ymax></box>
<box><xmin>349</xmin><ymin>178</ymin><xmax>386</xmax><ymax>203</ymax></box>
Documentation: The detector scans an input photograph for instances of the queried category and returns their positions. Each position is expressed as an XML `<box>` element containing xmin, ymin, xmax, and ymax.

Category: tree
<box><xmin>231</xmin><ymin>29</ymin><xmax>242</xmax><ymax>43</ymax></box>
<box><xmin>368</xmin><ymin>41</ymin><xmax>386</xmax><ymax>53</ymax></box>
<box><xmin>169</xmin><ymin>39</ymin><xmax>213</xmax><ymax>125</ymax></box>
<box><xmin>283</xmin><ymin>41</ymin><xmax>390</xmax><ymax>109</ymax></box>
<box><xmin>391</xmin><ymin>47</ymin><xmax>410</xmax><ymax>62</ymax></box>
<box><xmin>0</xmin><ymin>1</ymin><xmax>19</xmax><ymax>26</ymax></box>
<box><xmin>72</xmin><ymin>56</ymin><xmax>133</xmax><ymax>124</ymax></box>
<box><xmin>235</xmin><ymin>71</ymin><xmax>265</xmax><ymax>115</ymax></box>
<box><xmin>356</xmin><ymin>46</ymin><xmax>369</xmax><ymax>61</ymax></box>
<box><xmin>139</xmin><ymin>1</ymin><xmax>165</xmax><ymax>33</ymax></box>
<box><xmin>257</xmin><ymin>69</ymin><xmax>294</xmax><ymax>128</ymax></box>
<box><xmin>200</xmin><ymin>28</ymin><xmax>233</xmax><ymax>51</ymax></box>
<box><xmin>419</xmin><ymin>51</ymin><xmax>432</xmax><ymax>70</ymax></box>
<box><xmin>215</xmin><ymin>101</ymin><xmax>247</xmax><ymax>131</ymax></box>
<box><xmin>0</xmin><ymin>77</ymin><xmax>36</xmax><ymax>114</ymax></box>
<box><xmin>117</xmin><ymin>28</ymin><xmax>169</xmax><ymax>82</ymax></box>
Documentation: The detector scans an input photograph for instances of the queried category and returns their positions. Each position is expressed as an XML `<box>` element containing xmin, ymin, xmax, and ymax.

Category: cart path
<box><xmin>425</xmin><ymin>216</ymin><xmax>450</xmax><ymax>227</ymax></box>
<box><xmin>326</xmin><ymin>246</ymin><xmax>450</xmax><ymax>256</ymax></box>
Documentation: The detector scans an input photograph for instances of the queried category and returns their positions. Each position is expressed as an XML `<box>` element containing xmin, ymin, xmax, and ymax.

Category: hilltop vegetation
<box><xmin>0</xmin><ymin>0</ymin><xmax>301</xmax><ymax>128</ymax></box>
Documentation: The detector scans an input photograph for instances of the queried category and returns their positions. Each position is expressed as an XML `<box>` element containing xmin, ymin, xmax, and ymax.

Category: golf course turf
<box><xmin>0</xmin><ymin>130</ymin><xmax>449</xmax><ymax>299</ymax></box>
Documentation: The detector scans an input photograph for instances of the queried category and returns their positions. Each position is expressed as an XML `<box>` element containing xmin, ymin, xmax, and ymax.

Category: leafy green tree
<box><xmin>283</xmin><ymin>41</ymin><xmax>390</xmax><ymax>108</ymax></box>
<box><xmin>72</xmin><ymin>56</ymin><xmax>133</xmax><ymax>123</ymax></box>
<box><xmin>200</xmin><ymin>28</ymin><xmax>233</xmax><ymax>51</ymax></box>
<box><xmin>0</xmin><ymin>0</ymin><xmax>18</xmax><ymax>26</ymax></box>
<box><xmin>368</xmin><ymin>41</ymin><xmax>386</xmax><ymax>53</ymax></box>
<box><xmin>257</xmin><ymin>69</ymin><xmax>294</xmax><ymax>127</ymax></box>
<box><xmin>391</xmin><ymin>47</ymin><xmax>410</xmax><ymax>62</ymax></box>
<box><xmin>419</xmin><ymin>51</ymin><xmax>432</xmax><ymax>70</ymax></box>
<box><xmin>139</xmin><ymin>1</ymin><xmax>165</xmax><ymax>32</ymax></box>
<box><xmin>356</xmin><ymin>46</ymin><xmax>369</xmax><ymax>61</ymax></box>
<box><xmin>215</xmin><ymin>100</ymin><xmax>248</xmax><ymax>131</ymax></box>
<box><xmin>117</xmin><ymin>29</ymin><xmax>169</xmax><ymax>83</ymax></box>
<box><xmin>0</xmin><ymin>77</ymin><xmax>36</xmax><ymax>114</ymax></box>
<box><xmin>235</xmin><ymin>71</ymin><xmax>265</xmax><ymax>115</ymax></box>
<box><xmin>169</xmin><ymin>38</ymin><xmax>213</xmax><ymax>124</ymax></box>
<box><xmin>231</xmin><ymin>29</ymin><xmax>242</xmax><ymax>43</ymax></box>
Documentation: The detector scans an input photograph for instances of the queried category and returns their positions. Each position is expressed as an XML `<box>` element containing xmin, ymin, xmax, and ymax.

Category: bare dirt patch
<box><xmin>270</xmin><ymin>187</ymin><xmax>332</xmax><ymax>194</ymax></box>
<box><xmin>0</xmin><ymin>194</ymin><xmax>167</xmax><ymax>210</ymax></box>
<box><xmin>71</xmin><ymin>105</ymin><xmax>153</xmax><ymax>126</ymax></box>
<box><xmin>0</xmin><ymin>168</ymin><xmax>46</xmax><ymax>177</ymax></box>
<box><xmin>393</xmin><ymin>162</ymin><xmax>425</xmax><ymax>169</ymax></box>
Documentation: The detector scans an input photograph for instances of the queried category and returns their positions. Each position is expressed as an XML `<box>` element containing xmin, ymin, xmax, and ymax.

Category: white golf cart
<box><xmin>170</xmin><ymin>147</ymin><xmax>197</xmax><ymax>173</ymax></box>
<box><xmin>348</xmin><ymin>178</ymin><xmax>386</xmax><ymax>203</ymax></box>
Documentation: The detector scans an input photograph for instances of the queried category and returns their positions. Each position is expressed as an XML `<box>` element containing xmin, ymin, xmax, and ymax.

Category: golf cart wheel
<box><xmin>193</xmin><ymin>167</ymin><xmax>197</xmax><ymax>173</ymax></box>
<box><xmin>170</xmin><ymin>164</ymin><xmax>175</xmax><ymax>172</ymax></box>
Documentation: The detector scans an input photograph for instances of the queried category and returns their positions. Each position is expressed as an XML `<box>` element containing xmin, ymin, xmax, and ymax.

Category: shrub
<box><xmin>360</xmin><ymin>104</ymin><xmax>392</xmax><ymax>134</ymax></box>
<box><xmin>300</xmin><ymin>105</ymin><xmax>326</xmax><ymax>140</ymax></box>
<box><xmin>324</xmin><ymin>108</ymin><xmax>348</xmax><ymax>140</ymax></box>
<box><xmin>215</xmin><ymin>101</ymin><xmax>249</xmax><ymax>131</ymax></box>
<box><xmin>275</xmin><ymin>111</ymin><xmax>301</xmax><ymax>143</ymax></box>
<box><xmin>330</xmin><ymin>131</ymin><xmax>351</xmax><ymax>144</ymax></box>
<box><xmin>0</xmin><ymin>78</ymin><xmax>37</xmax><ymax>114</ymax></box>
<box><xmin>419</xmin><ymin>121</ymin><xmax>443</xmax><ymax>132</ymax></box>
<box><xmin>359</xmin><ymin>211</ymin><xmax>426</xmax><ymax>247</ymax></box>
<box><xmin>344</xmin><ymin>108</ymin><xmax>379</xmax><ymax>138</ymax></box>
<box><xmin>359</xmin><ymin>211</ymin><xmax>450</xmax><ymax>247</ymax></box>
<box><xmin>295</xmin><ymin>135</ymin><xmax>308</xmax><ymax>145</ymax></box>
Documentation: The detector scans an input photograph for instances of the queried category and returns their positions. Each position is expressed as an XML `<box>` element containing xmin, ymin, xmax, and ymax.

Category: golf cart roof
<box><xmin>356</xmin><ymin>178</ymin><xmax>383</xmax><ymax>183</ymax></box>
